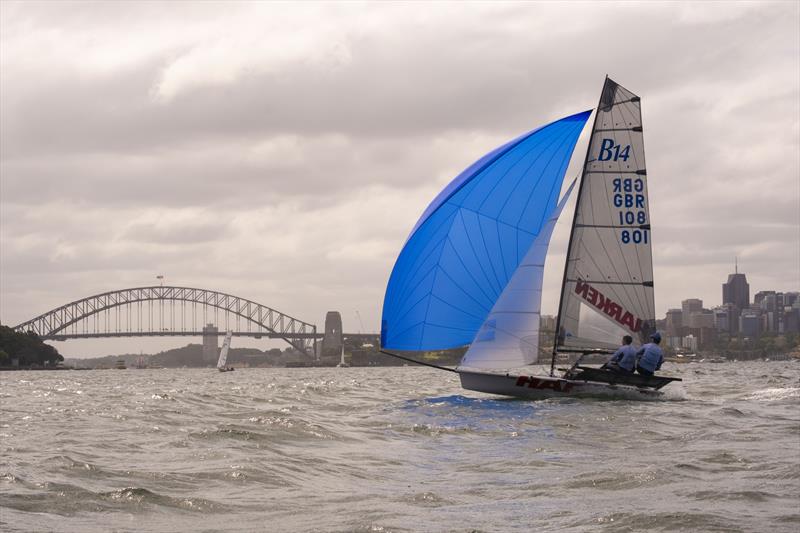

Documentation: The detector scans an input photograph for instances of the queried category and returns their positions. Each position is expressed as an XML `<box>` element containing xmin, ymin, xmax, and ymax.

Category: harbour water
<box><xmin>1</xmin><ymin>360</ymin><xmax>799</xmax><ymax>532</ymax></box>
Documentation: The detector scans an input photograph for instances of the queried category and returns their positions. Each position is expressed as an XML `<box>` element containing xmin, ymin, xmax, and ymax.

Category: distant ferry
<box><xmin>114</xmin><ymin>359</ymin><xmax>126</xmax><ymax>370</ymax></box>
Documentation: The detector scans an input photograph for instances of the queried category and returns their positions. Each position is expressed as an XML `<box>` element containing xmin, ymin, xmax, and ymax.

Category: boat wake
<box><xmin>744</xmin><ymin>387</ymin><xmax>800</xmax><ymax>402</ymax></box>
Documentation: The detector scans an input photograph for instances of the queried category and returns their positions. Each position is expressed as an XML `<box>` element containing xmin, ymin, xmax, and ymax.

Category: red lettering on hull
<box><xmin>575</xmin><ymin>280</ymin><xmax>644</xmax><ymax>333</ymax></box>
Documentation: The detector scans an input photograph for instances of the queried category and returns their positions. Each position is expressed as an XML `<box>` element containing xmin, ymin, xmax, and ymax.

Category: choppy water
<box><xmin>1</xmin><ymin>360</ymin><xmax>799</xmax><ymax>532</ymax></box>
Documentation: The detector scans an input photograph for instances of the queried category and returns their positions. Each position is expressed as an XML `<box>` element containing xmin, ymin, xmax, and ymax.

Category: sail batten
<box><xmin>553</xmin><ymin>78</ymin><xmax>655</xmax><ymax>359</ymax></box>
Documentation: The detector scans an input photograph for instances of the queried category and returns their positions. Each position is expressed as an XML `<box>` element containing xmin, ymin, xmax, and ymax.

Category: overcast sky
<box><xmin>1</xmin><ymin>1</ymin><xmax>798</xmax><ymax>357</ymax></box>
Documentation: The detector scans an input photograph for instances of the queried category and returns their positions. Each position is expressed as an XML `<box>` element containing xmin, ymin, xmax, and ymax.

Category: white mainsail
<box><xmin>217</xmin><ymin>331</ymin><xmax>232</xmax><ymax>369</ymax></box>
<box><xmin>459</xmin><ymin>180</ymin><xmax>576</xmax><ymax>369</ymax></box>
<box><xmin>555</xmin><ymin>77</ymin><xmax>655</xmax><ymax>352</ymax></box>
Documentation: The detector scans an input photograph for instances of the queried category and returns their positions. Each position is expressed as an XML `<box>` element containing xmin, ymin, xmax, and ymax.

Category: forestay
<box><xmin>556</xmin><ymin>78</ymin><xmax>655</xmax><ymax>352</ymax></box>
<box><xmin>381</xmin><ymin>111</ymin><xmax>591</xmax><ymax>352</ymax></box>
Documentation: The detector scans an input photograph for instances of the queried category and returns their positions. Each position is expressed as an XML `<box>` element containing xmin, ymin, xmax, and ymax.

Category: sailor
<box><xmin>635</xmin><ymin>331</ymin><xmax>664</xmax><ymax>377</ymax></box>
<box><xmin>603</xmin><ymin>335</ymin><xmax>636</xmax><ymax>373</ymax></box>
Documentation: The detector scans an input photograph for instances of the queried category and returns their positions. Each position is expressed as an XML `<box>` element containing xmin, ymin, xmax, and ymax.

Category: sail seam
<box><xmin>428</xmin><ymin>293</ymin><xmax>487</xmax><ymax>322</ymax></box>
<box><xmin>566</xmin><ymin>279</ymin><xmax>653</xmax><ymax>285</ymax></box>
<box><xmin>406</xmin><ymin>114</ymin><xmax>588</xmax><ymax>245</ymax></box>
<box><xmin>443</xmin><ymin>235</ymin><xmax>497</xmax><ymax>308</ymax></box>
<box><xmin>556</xmin><ymin>80</ymin><xmax>655</xmax><ymax>356</ymax></box>
<box><xmin>390</xmin><ymin>214</ymin><xmax>456</xmax><ymax>312</ymax></box>
<box><xmin>513</xmin><ymin>124</ymin><xmax>583</xmax><ymax>230</ymax></box>
<box><xmin>468</xmin><ymin>125</ymin><xmax>577</xmax><ymax>285</ymax></box>
<box><xmin>476</xmin><ymin>212</ymin><xmax>505</xmax><ymax>298</ymax></box>
<box><xmin>612</xmin><ymin>101</ymin><xmax>650</xmax><ymax>316</ymax></box>
<box><xmin>590</xmin><ymin>100</ymin><xmax>646</xmax><ymax>317</ymax></box>
<box><xmin>456</xmin><ymin>210</ymin><xmax>504</xmax><ymax>298</ymax></box>
<box><xmin>584</xmin><ymin>170</ymin><xmax>646</xmax><ymax>174</ymax></box>
<box><xmin>473</xmin><ymin>119</ymin><xmax>577</xmax><ymax>216</ymax></box>
<box><xmin>599</xmin><ymin>155</ymin><xmax>648</xmax><ymax>316</ymax></box>
<box><xmin>434</xmin><ymin>250</ymin><xmax>493</xmax><ymax>316</ymax></box>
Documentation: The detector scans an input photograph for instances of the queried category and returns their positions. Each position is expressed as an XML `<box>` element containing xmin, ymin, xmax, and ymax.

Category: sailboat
<box><xmin>380</xmin><ymin>77</ymin><xmax>680</xmax><ymax>399</ymax></box>
<box><xmin>217</xmin><ymin>330</ymin><xmax>235</xmax><ymax>372</ymax></box>
<box><xmin>336</xmin><ymin>345</ymin><xmax>350</xmax><ymax>368</ymax></box>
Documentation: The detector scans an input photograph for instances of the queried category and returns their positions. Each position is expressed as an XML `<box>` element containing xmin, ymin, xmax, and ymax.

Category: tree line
<box><xmin>0</xmin><ymin>325</ymin><xmax>63</xmax><ymax>367</ymax></box>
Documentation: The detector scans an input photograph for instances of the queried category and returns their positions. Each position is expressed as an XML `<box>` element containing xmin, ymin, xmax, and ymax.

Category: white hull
<box><xmin>458</xmin><ymin>369</ymin><xmax>662</xmax><ymax>400</ymax></box>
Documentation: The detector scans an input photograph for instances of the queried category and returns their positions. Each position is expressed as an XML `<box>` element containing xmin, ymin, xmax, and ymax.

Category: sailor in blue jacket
<box><xmin>603</xmin><ymin>335</ymin><xmax>636</xmax><ymax>373</ymax></box>
<box><xmin>636</xmin><ymin>331</ymin><xmax>664</xmax><ymax>377</ymax></box>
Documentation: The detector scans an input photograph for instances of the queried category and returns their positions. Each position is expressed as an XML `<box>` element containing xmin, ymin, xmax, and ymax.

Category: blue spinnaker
<box><xmin>381</xmin><ymin>110</ymin><xmax>591</xmax><ymax>351</ymax></box>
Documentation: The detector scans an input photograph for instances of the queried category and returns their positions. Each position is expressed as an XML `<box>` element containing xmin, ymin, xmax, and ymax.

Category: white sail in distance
<box><xmin>556</xmin><ymin>78</ymin><xmax>655</xmax><ymax>351</ymax></box>
<box><xmin>217</xmin><ymin>331</ymin><xmax>232</xmax><ymax>369</ymax></box>
<box><xmin>459</xmin><ymin>180</ymin><xmax>576</xmax><ymax>369</ymax></box>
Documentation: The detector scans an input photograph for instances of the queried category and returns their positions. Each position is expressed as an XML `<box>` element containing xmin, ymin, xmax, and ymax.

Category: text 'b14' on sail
<box><xmin>553</xmin><ymin>77</ymin><xmax>656</xmax><ymax>361</ymax></box>
<box><xmin>381</xmin><ymin>76</ymin><xmax>681</xmax><ymax>399</ymax></box>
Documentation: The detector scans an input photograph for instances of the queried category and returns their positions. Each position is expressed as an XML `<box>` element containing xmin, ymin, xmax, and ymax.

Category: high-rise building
<box><xmin>665</xmin><ymin>309</ymin><xmax>683</xmax><ymax>335</ymax></box>
<box><xmin>739</xmin><ymin>308</ymin><xmax>761</xmax><ymax>338</ymax></box>
<box><xmin>755</xmin><ymin>291</ymin><xmax>790</xmax><ymax>333</ymax></box>
<box><xmin>785</xmin><ymin>292</ymin><xmax>799</xmax><ymax>308</ymax></box>
<box><xmin>723</xmin><ymin>272</ymin><xmax>749</xmax><ymax>310</ymax></box>
<box><xmin>682</xmin><ymin>298</ymin><xmax>703</xmax><ymax>317</ymax></box>
<box><xmin>712</xmin><ymin>303</ymin><xmax>736</xmax><ymax>333</ymax></box>
<box><xmin>722</xmin><ymin>263</ymin><xmax>749</xmax><ymax>334</ymax></box>
<box><xmin>754</xmin><ymin>290</ymin><xmax>776</xmax><ymax>307</ymax></box>
<box><xmin>785</xmin><ymin>307</ymin><xmax>800</xmax><ymax>334</ymax></box>
<box><xmin>687</xmin><ymin>310</ymin><xmax>714</xmax><ymax>329</ymax></box>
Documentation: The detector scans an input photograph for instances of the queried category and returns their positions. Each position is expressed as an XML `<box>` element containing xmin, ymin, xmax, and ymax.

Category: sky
<box><xmin>1</xmin><ymin>1</ymin><xmax>798</xmax><ymax>357</ymax></box>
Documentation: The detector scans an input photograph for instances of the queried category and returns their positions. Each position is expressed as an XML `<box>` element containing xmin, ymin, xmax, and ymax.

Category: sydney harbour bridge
<box><xmin>11</xmin><ymin>286</ymin><xmax>378</xmax><ymax>360</ymax></box>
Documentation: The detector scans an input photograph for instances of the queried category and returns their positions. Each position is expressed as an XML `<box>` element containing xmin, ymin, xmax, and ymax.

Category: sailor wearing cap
<box><xmin>635</xmin><ymin>331</ymin><xmax>664</xmax><ymax>377</ymax></box>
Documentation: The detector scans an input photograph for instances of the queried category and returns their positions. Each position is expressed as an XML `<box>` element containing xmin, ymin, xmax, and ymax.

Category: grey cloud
<box><xmin>1</xmin><ymin>1</ymin><xmax>798</xmax><ymax>352</ymax></box>
<box><xmin>121</xmin><ymin>219</ymin><xmax>229</xmax><ymax>244</ymax></box>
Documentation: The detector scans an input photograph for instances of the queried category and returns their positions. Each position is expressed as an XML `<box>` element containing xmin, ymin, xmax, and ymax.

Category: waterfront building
<box><xmin>712</xmin><ymin>304</ymin><xmax>736</xmax><ymax>333</ymax></box>
<box><xmin>785</xmin><ymin>292</ymin><xmax>799</xmax><ymax>308</ymax></box>
<box><xmin>739</xmin><ymin>308</ymin><xmax>761</xmax><ymax>338</ymax></box>
<box><xmin>755</xmin><ymin>291</ymin><xmax>793</xmax><ymax>333</ymax></box>
<box><xmin>687</xmin><ymin>309</ymin><xmax>714</xmax><ymax>329</ymax></box>
<box><xmin>666</xmin><ymin>336</ymin><xmax>683</xmax><ymax>349</ymax></box>
<box><xmin>665</xmin><ymin>308</ymin><xmax>683</xmax><ymax>336</ymax></box>
<box><xmin>754</xmin><ymin>290</ymin><xmax>776</xmax><ymax>307</ymax></box>
<box><xmin>682</xmin><ymin>298</ymin><xmax>703</xmax><ymax>318</ymax></box>
<box><xmin>682</xmin><ymin>335</ymin><xmax>698</xmax><ymax>352</ymax></box>
<box><xmin>785</xmin><ymin>307</ymin><xmax>799</xmax><ymax>334</ymax></box>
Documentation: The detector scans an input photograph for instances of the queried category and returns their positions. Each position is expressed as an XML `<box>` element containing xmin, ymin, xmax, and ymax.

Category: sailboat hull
<box><xmin>458</xmin><ymin>369</ymin><xmax>665</xmax><ymax>400</ymax></box>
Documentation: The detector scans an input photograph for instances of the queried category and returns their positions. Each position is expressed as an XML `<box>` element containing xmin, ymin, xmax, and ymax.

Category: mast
<box><xmin>550</xmin><ymin>77</ymin><xmax>654</xmax><ymax>367</ymax></box>
<box><xmin>550</xmin><ymin>77</ymin><xmax>608</xmax><ymax>377</ymax></box>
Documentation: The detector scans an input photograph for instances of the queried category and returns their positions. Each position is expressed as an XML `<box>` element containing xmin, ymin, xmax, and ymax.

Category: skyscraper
<box><xmin>723</xmin><ymin>270</ymin><xmax>749</xmax><ymax>309</ymax></box>
<box><xmin>722</xmin><ymin>261</ymin><xmax>749</xmax><ymax>334</ymax></box>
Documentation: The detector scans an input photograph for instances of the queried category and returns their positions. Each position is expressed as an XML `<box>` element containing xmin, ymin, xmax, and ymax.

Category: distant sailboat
<box><xmin>217</xmin><ymin>331</ymin><xmax>234</xmax><ymax>372</ymax></box>
<box><xmin>380</xmin><ymin>77</ymin><xmax>680</xmax><ymax>399</ymax></box>
<box><xmin>336</xmin><ymin>345</ymin><xmax>350</xmax><ymax>368</ymax></box>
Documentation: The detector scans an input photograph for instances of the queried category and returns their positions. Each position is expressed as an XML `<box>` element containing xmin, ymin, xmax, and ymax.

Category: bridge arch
<box><xmin>13</xmin><ymin>286</ymin><xmax>317</xmax><ymax>357</ymax></box>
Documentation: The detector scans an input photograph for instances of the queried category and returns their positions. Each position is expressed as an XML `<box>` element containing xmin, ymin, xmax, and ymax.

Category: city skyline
<box><xmin>1</xmin><ymin>2</ymin><xmax>798</xmax><ymax>357</ymax></box>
